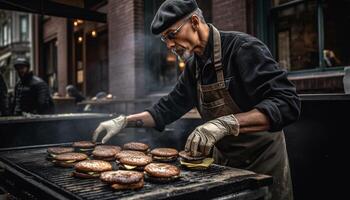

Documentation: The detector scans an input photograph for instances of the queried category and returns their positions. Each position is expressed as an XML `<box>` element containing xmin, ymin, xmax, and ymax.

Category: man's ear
<box><xmin>191</xmin><ymin>15</ymin><xmax>200</xmax><ymax>30</ymax></box>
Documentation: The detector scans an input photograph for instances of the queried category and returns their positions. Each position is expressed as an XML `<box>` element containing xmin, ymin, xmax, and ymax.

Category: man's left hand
<box><xmin>185</xmin><ymin>114</ymin><xmax>240</xmax><ymax>156</ymax></box>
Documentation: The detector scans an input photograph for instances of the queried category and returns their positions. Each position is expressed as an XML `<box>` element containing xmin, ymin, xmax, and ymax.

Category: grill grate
<box><xmin>0</xmin><ymin>145</ymin><xmax>271</xmax><ymax>200</ymax></box>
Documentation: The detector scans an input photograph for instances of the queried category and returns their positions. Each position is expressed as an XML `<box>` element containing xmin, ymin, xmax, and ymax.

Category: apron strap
<box><xmin>210</xmin><ymin>24</ymin><xmax>225</xmax><ymax>83</ymax></box>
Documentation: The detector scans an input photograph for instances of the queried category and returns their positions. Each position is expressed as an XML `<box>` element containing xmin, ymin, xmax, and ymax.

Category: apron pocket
<box><xmin>201</xmin><ymin>98</ymin><xmax>228</xmax><ymax>118</ymax></box>
<box><xmin>202</xmin><ymin>98</ymin><xmax>225</xmax><ymax>109</ymax></box>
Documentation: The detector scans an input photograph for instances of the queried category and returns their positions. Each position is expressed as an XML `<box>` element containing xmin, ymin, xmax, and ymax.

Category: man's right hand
<box><xmin>92</xmin><ymin>115</ymin><xmax>127</xmax><ymax>143</ymax></box>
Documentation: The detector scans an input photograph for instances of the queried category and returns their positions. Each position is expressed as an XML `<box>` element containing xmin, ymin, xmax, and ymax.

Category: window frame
<box><xmin>256</xmin><ymin>0</ymin><xmax>348</xmax><ymax>75</ymax></box>
<box><xmin>19</xmin><ymin>15</ymin><xmax>29</xmax><ymax>42</ymax></box>
<box><xmin>2</xmin><ymin>23</ymin><xmax>9</xmax><ymax>46</ymax></box>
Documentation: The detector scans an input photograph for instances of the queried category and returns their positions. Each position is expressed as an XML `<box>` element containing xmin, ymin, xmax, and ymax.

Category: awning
<box><xmin>0</xmin><ymin>52</ymin><xmax>11</xmax><ymax>69</ymax></box>
<box><xmin>0</xmin><ymin>51</ymin><xmax>11</xmax><ymax>61</ymax></box>
<box><xmin>0</xmin><ymin>0</ymin><xmax>106</xmax><ymax>23</ymax></box>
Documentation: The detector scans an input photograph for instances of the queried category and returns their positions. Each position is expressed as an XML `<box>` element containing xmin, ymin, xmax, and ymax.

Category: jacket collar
<box><xmin>20</xmin><ymin>71</ymin><xmax>34</xmax><ymax>83</ymax></box>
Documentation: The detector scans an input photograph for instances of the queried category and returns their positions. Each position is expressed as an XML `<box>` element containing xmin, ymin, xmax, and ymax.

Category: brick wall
<box><xmin>212</xmin><ymin>0</ymin><xmax>247</xmax><ymax>32</ymax></box>
<box><xmin>43</xmin><ymin>17</ymin><xmax>68</xmax><ymax>95</ymax></box>
<box><xmin>107</xmin><ymin>0</ymin><xmax>145</xmax><ymax>100</ymax></box>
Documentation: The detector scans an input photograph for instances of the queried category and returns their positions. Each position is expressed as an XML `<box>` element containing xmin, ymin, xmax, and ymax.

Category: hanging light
<box><xmin>73</xmin><ymin>19</ymin><xmax>84</xmax><ymax>26</ymax></box>
<box><xmin>91</xmin><ymin>30</ymin><xmax>97</xmax><ymax>37</ymax></box>
<box><xmin>78</xmin><ymin>36</ymin><xmax>83</xmax><ymax>43</ymax></box>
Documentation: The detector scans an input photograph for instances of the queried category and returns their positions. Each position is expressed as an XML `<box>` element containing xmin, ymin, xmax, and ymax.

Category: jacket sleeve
<box><xmin>145</xmin><ymin>62</ymin><xmax>197</xmax><ymax>131</ymax></box>
<box><xmin>0</xmin><ymin>76</ymin><xmax>8</xmax><ymax>116</ymax></box>
<box><xmin>235</xmin><ymin>40</ymin><xmax>301</xmax><ymax>131</ymax></box>
<box><xmin>35</xmin><ymin>82</ymin><xmax>53</xmax><ymax>114</ymax></box>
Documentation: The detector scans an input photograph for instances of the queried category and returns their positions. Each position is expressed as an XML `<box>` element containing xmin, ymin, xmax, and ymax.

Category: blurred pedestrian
<box><xmin>66</xmin><ymin>84</ymin><xmax>85</xmax><ymax>103</ymax></box>
<box><xmin>0</xmin><ymin>72</ymin><xmax>8</xmax><ymax>116</ymax></box>
<box><xmin>12</xmin><ymin>58</ymin><xmax>54</xmax><ymax>115</ymax></box>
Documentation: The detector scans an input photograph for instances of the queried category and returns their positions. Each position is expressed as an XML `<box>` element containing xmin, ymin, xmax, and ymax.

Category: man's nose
<box><xmin>166</xmin><ymin>40</ymin><xmax>175</xmax><ymax>50</ymax></box>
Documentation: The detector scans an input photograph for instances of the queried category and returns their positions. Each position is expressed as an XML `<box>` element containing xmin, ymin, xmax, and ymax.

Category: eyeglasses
<box><xmin>160</xmin><ymin>17</ymin><xmax>191</xmax><ymax>43</ymax></box>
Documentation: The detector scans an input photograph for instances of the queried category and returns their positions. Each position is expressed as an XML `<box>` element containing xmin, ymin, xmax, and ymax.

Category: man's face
<box><xmin>161</xmin><ymin>16</ymin><xmax>197</xmax><ymax>59</ymax></box>
<box><xmin>15</xmin><ymin>65</ymin><xmax>29</xmax><ymax>78</ymax></box>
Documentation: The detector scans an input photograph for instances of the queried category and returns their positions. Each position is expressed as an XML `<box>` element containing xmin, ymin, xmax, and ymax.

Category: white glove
<box><xmin>92</xmin><ymin>115</ymin><xmax>127</xmax><ymax>143</ymax></box>
<box><xmin>185</xmin><ymin>114</ymin><xmax>240</xmax><ymax>156</ymax></box>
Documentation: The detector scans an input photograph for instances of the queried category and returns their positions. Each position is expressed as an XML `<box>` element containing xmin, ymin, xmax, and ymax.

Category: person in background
<box><xmin>12</xmin><ymin>58</ymin><xmax>54</xmax><ymax>115</ymax></box>
<box><xmin>323</xmin><ymin>49</ymin><xmax>341</xmax><ymax>67</ymax></box>
<box><xmin>93</xmin><ymin>91</ymin><xmax>107</xmax><ymax>101</ymax></box>
<box><xmin>66</xmin><ymin>85</ymin><xmax>85</xmax><ymax>103</ymax></box>
<box><xmin>0</xmin><ymin>72</ymin><xmax>8</xmax><ymax>116</ymax></box>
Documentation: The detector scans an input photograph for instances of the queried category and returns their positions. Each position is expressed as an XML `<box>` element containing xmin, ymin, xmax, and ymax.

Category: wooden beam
<box><xmin>0</xmin><ymin>0</ymin><xmax>106</xmax><ymax>23</ymax></box>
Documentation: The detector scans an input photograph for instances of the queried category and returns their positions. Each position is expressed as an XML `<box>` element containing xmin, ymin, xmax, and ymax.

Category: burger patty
<box><xmin>179</xmin><ymin>150</ymin><xmax>204</xmax><ymax>163</ymax></box>
<box><xmin>144</xmin><ymin>163</ymin><xmax>180</xmax><ymax>178</ymax></box>
<box><xmin>150</xmin><ymin>148</ymin><xmax>179</xmax><ymax>162</ymax></box>
<box><xmin>123</xmin><ymin>142</ymin><xmax>149</xmax><ymax>152</ymax></box>
<box><xmin>92</xmin><ymin>148</ymin><xmax>120</xmax><ymax>158</ymax></box>
<box><xmin>74</xmin><ymin>160</ymin><xmax>113</xmax><ymax>172</ymax></box>
<box><xmin>52</xmin><ymin>160</ymin><xmax>78</xmax><ymax>168</ymax></box>
<box><xmin>115</xmin><ymin>150</ymin><xmax>145</xmax><ymax>160</ymax></box>
<box><xmin>47</xmin><ymin>147</ymin><xmax>74</xmax><ymax>155</ymax></box>
<box><xmin>92</xmin><ymin>156</ymin><xmax>115</xmax><ymax>161</ymax></box>
<box><xmin>94</xmin><ymin>145</ymin><xmax>121</xmax><ymax>152</ymax></box>
<box><xmin>119</xmin><ymin>155</ymin><xmax>152</xmax><ymax>166</ymax></box>
<box><xmin>152</xmin><ymin>156</ymin><xmax>177</xmax><ymax>163</ymax></box>
<box><xmin>179</xmin><ymin>152</ymin><xmax>214</xmax><ymax>170</ymax></box>
<box><xmin>54</xmin><ymin>152</ymin><xmax>88</xmax><ymax>161</ymax></box>
<box><xmin>110</xmin><ymin>179</ymin><xmax>144</xmax><ymax>190</ymax></box>
<box><xmin>73</xmin><ymin>171</ymin><xmax>102</xmax><ymax>178</ymax></box>
<box><xmin>100</xmin><ymin>170</ymin><xmax>144</xmax><ymax>184</ymax></box>
<box><xmin>72</xmin><ymin>141</ymin><xmax>96</xmax><ymax>148</ymax></box>
<box><xmin>150</xmin><ymin>148</ymin><xmax>178</xmax><ymax>157</ymax></box>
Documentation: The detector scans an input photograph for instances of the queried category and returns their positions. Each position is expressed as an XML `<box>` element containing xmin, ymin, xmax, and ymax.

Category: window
<box><xmin>20</xmin><ymin>15</ymin><xmax>28</xmax><ymax>42</ymax></box>
<box><xmin>323</xmin><ymin>0</ymin><xmax>350</xmax><ymax>67</ymax></box>
<box><xmin>272</xmin><ymin>0</ymin><xmax>319</xmax><ymax>71</ymax></box>
<box><xmin>74</xmin><ymin>31</ymin><xmax>84</xmax><ymax>92</ymax></box>
<box><xmin>44</xmin><ymin>39</ymin><xmax>58</xmax><ymax>92</ymax></box>
<box><xmin>258</xmin><ymin>0</ymin><xmax>349</xmax><ymax>72</ymax></box>
<box><xmin>0</xmin><ymin>26</ymin><xmax>2</xmax><ymax>46</ymax></box>
<box><xmin>2</xmin><ymin>23</ymin><xmax>9</xmax><ymax>46</ymax></box>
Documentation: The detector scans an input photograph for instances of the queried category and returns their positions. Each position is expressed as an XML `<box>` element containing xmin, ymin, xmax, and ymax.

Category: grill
<box><xmin>0</xmin><ymin>144</ymin><xmax>272</xmax><ymax>200</ymax></box>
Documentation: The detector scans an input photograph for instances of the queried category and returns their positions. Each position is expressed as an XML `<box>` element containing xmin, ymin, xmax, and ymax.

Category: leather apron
<box><xmin>196</xmin><ymin>24</ymin><xmax>293</xmax><ymax>200</ymax></box>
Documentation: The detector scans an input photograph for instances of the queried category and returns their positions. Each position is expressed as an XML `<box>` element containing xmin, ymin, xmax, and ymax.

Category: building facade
<box><xmin>1</xmin><ymin>0</ymin><xmax>348</xmax><ymax>113</ymax></box>
<box><xmin>0</xmin><ymin>10</ymin><xmax>32</xmax><ymax>92</ymax></box>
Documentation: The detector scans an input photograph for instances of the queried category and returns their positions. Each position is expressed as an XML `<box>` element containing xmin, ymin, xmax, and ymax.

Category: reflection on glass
<box><xmin>324</xmin><ymin>0</ymin><xmax>350</xmax><ymax>67</ymax></box>
<box><xmin>275</xmin><ymin>1</ymin><xmax>318</xmax><ymax>71</ymax></box>
<box><xmin>272</xmin><ymin>0</ymin><xmax>296</xmax><ymax>6</ymax></box>
<box><xmin>44</xmin><ymin>39</ymin><xmax>58</xmax><ymax>93</ymax></box>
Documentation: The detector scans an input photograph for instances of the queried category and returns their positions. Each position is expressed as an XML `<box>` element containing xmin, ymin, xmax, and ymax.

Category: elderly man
<box><xmin>93</xmin><ymin>0</ymin><xmax>300</xmax><ymax>199</ymax></box>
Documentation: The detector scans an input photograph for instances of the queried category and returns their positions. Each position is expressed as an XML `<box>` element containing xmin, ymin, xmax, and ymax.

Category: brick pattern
<box><xmin>107</xmin><ymin>0</ymin><xmax>145</xmax><ymax>99</ymax></box>
<box><xmin>212</xmin><ymin>0</ymin><xmax>247</xmax><ymax>32</ymax></box>
<box><xmin>43</xmin><ymin>17</ymin><xmax>68</xmax><ymax>95</ymax></box>
<box><xmin>134</xmin><ymin>0</ymin><xmax>145</xmax><ymax>97</ymax></box>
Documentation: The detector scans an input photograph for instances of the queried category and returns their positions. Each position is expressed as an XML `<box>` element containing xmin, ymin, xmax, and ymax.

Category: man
<box><xmin>93</xmin><ymin>0</ymin><xmax>300</xmax><ymax>199</ymax></box>
<box><xmin>0</xmin><ymin>72</ymin><xmax>8</xmax><ymax>116</ymax></box>
<box><xmin>66</xmin><ymin>85</ymin><xmax>85</xmax><ymax>103</ymax></box>
<box><xmin>12</xmin><ymin>58</ymin><xmax>54</xmax><ymax>115</ymax></box>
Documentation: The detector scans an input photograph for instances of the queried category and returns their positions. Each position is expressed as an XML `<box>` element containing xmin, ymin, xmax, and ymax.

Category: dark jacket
<box><xmin>0</xmin><ymin>74</ymin><xmax>8</xmax><ymax>116</ymax></box>
<box><xmin>147</xmin><ymin>27</ymin><xmax>301</xmax><ymax>132</ymax></box>
<box><xmin>12</xmin><ymin>72</ymin><xmax>54</xmax><ymax>115</ymax></box>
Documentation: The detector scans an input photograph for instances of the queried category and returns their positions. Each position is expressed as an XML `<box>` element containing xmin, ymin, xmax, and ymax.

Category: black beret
<box><xmin>151</xmin><ymin>0</ymin><xmax>198</xmax><ymax>35</ymax></box>
<box><xmin>13</xmin><ymin>58</ymin><xmax>30</xmax><ymax>68</ymax></box>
